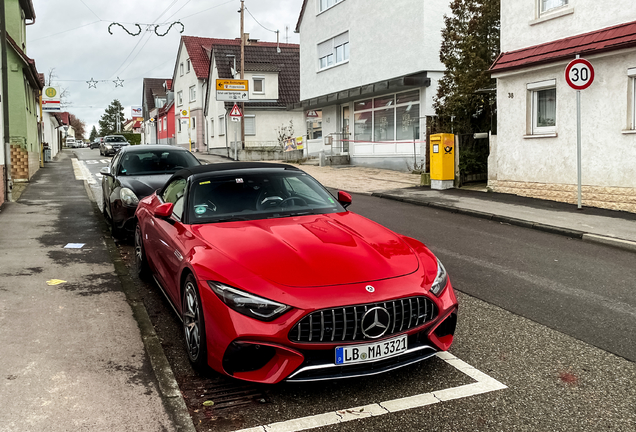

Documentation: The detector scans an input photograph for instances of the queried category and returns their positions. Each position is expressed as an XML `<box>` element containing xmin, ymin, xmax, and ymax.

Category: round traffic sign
<box><xmin>565</xmin><ymin>58</ymin><xmax>594</xmax><ymax>90</ymax></box>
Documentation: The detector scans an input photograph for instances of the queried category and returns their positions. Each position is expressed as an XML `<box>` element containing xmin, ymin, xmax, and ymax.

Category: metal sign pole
<box><xmin>577</xmin><ymin>89</ymin><xmax>582</xmax><ymax>209</ymax></box>
<box><xmin>234</xmin><ymin>121</ymin><xmax>238</xmax><ymax>161</ymax></box>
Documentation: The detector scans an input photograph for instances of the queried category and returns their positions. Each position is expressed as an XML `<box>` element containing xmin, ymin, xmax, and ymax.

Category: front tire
<box><xmin>182</xmin><ymin>274</ymin><xmax>208</xmax><ymax>372</ymax></box>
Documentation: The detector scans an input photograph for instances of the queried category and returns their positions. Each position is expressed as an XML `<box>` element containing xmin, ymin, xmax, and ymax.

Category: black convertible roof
<box><xmin>174</xmin><ymin>162</ymin><xmax>301</xmax><ymax>179</ymax></box>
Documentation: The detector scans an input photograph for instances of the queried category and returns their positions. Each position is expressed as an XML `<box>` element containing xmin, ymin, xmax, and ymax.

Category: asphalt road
<box><xmin>347</xmin><ymin>193</ymin><xmax>636</xmax><ymax>363</ymax></box>
<box><xmin>71</xmin><ymin>149</ymin><xmax>636</xmax><ymax>431</ymax></box>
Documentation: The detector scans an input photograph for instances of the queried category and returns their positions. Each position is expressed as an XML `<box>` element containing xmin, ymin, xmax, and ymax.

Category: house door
<box><xmin>341</xmin><ymin>105</ymin><xmax>350</xmax><ymax>153</ymax></box>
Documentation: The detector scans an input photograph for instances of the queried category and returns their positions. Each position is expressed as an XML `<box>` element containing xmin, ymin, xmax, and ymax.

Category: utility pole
<box><xmin>1</xmin><ymin>0</ymin><xmax>13</xmax><ymax>202</ymax></box>
<box><xmin>240</xmin><ymin>0</ymin><xmax>245</xmax><ymax>150</ymax></box>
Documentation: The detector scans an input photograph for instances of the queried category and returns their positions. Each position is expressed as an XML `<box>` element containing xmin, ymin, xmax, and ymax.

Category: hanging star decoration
<box><xmin>87</xmin><ymin>78</ymin><xmax>98</xmax><ymax>89</ymax></box>
<box><xmin>113</xmin><ymin>77</ymin><xmax>124</xmax><ymax>88</ymax></box>
<box><xmin>107</xmin><ymin>21</ymin><xmax>184</xmax><ymax>37</ymax></box>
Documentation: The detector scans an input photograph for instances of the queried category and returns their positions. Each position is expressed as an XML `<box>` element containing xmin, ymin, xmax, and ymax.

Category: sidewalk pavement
<box><xmin>0</xmin><ymin>151</ymin><xmax>193</xmax><ymax>432</ymax></box>
<box><xmin>197</xmin><ymin>153</ymin><xmax>636</xmax><ymax>252</ymax></box>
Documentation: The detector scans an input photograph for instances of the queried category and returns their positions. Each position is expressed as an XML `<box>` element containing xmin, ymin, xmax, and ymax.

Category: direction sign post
<box><xmin>216</xmin><ymin>79</ymin><xmax>249</xmax><ymax>102</ymax></box>
<box><xmin>565</xmin><ymin>56</ymin><xmax>595</xmax><ymax>210</ymax></box>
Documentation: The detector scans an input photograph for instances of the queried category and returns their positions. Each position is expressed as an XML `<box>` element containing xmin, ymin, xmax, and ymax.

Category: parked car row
<box><xmin>100</xmin><ymin>144</ymin><xmax>458</xmax><ymax>385</ymax></box>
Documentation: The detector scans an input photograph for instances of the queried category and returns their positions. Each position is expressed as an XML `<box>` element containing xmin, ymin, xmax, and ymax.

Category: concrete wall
<box><xmin>502</xmin><ymin>0</ymin><xmax>636</xmax><ymax>52</ymax></box>
<box><xmin>491</xmin><ymin>49</ymin><xmax>636</xmax><ymax>212</ymax></box>
<box><xmin>298</xmin><ymin>0</ymin><xmax>449</xmax><ymax>100</ymax></box>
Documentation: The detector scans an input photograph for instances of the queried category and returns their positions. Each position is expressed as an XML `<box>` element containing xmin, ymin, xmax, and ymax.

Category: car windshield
<box><xmin>188</xmin><ymin>170</ymin><xmax>345</xmax><ymax>223</ymax></box>
<box><xmin>106</xmin><ymin>136</ymin><xmax>126</xmax><ymax>142</ymax></box>
<box><xmin>118</xmin><ymin>150</ymin><xmax>200</xmax><ymax>176</ymax></box>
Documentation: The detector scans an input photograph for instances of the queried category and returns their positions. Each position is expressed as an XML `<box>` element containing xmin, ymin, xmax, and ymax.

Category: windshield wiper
<box><xmin>267</xmin><ymin>211</ymin><xmax>315</xmax><ymax>219</ymax></box>
<box><xmin>210</xmin><ymin>216</ymin><xmax>250</xmax><ymax>223</ymax></box>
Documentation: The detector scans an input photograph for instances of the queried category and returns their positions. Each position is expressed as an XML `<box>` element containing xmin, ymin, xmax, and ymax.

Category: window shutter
<box><xmin>333</xmin><ymin>31</ymin><xmax>349</xmax><ymax>47</ymax></box>
<box><xmin>317</xmin><ymin>39</ymin><xmax>333</xmax><ymax>58</ymax></box>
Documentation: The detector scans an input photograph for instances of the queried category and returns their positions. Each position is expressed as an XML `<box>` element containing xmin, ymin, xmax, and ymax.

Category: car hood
<box><xmin>120</xmin><ymin>174</ymin><xmax>171</xmax><ymax>199</ymax></box>
<box><xmin>192</xmin><ymin>212</ymin><xmax>420</xmax><ymax>287</ymax></box>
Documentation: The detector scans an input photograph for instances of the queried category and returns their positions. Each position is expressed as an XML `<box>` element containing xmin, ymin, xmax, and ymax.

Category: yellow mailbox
<box><xmin>430</xmin><ymin>133</ymin><xmax>455</xmax><ymax>190</ymax></box>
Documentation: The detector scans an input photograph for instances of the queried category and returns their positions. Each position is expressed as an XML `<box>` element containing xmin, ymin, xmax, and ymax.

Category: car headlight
<box><xmin>105</xmin><ymin>144</ymin><xmax>112</xmax><ymax>149</ymax></box>
<box><xmin>120</xmin><ymin>187</ymin><xmax>139</xmax><ymax>206</ymax></box>
<box><xmin>207</xmin><ymin>282</ymin><xmax>291</xmax><ymax>322</ymax></box>
<box><xmin>430</xmin><ymin>258</ymin><xmax>448</xmax><ymax>297</ymax></box>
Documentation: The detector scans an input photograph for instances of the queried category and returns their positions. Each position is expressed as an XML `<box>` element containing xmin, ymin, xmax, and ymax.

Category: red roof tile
<box><xmin>491</xmin><ymin>20</ymin><xmax>636</xmax><ymax>73</ymax></box>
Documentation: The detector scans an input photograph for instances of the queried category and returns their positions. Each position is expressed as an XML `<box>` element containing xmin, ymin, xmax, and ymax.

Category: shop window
<box><xmin>353</xmin><ymin>90</ymin><xmax>420</xmax><ymax>141</ymax></box>
<box><xmin>306</xmin><ymin>110</ymin><xmax>322</xmax><ymax>139</ymax></box>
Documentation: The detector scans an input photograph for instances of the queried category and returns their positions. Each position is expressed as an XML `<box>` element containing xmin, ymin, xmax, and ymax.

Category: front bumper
<box><xmin>198</xmin><ymin>275</ymin><xmax>458</xmax><ymax>384</ymax></box>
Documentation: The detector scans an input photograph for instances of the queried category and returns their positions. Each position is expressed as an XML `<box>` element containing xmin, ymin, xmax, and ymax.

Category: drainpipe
<box><xmin>1</xmin><ymin>0</ymin><xmax>12</xmax><ymax>202</ymax></box>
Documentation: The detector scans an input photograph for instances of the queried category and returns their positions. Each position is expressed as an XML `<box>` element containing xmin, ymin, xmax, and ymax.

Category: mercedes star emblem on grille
<box><xmin>361</xmin><ymin>307</ymin><xmax>391</xmax><ymax>339</ymax></box>
<box><xmin>365</xmin><ymin>285</ymin><xmax>375</xmax><ymax>293</ymax></box>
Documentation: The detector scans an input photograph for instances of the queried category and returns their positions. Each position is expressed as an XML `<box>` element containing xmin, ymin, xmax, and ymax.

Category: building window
<box><xmin>319</xmin><ymin>0</ymin><xmax>343</xmax><ymax>13</ymax></box>
<box><xmin>163</xmin><ymin>117</ymin><xmax>167</xmax><ymax>130</ymax></box>
<box><xmin>353</xmin><ymin>90</ymin><xmax>420</xmax><ymax>142</ymax></box>
<box><xmin>180</xmin><ymin>62</ymin><xmax>184</xmax><ymax>76</ymax></box>
<box><xmin>189</xmin><ymin>85</ymin><xmax>196</xmax><ymax>102</ymax></box>
<box><xmin>177</xmin><ymin>91</ymin><xmax>183</xmax><ymax>106</ymax></box>
<box><xmin>540</xmin><ymin>0</ymin><xmax>568</xmax><ymax>14</ymax></box>
<box><xmin>318</xmin><ymin>32</ymin><xmax>349</xmax><ymax>70</ymax></box>
<box><xmin>219</xmin><ymin>115</ymin><xmax>225</xmax><ymax>136</ymax></box>
<box><xmin>158</xmin><ymin>120</ymin><xmax>162</xmax><ymax>132</ymax></box>
<box><xmin>253</xmin><ymin>77</ymin><xmax>264</xmax><ymax>94</ymax></box>
<box><xmin>192</xmin><ymin>116</ymin><xmax>196</xmax><ymax>130</ymax></box>
<box><xmin>306</xmin><ymin>110</ymin><xmax>322</xmax><ymax>139</ymax></box>
<box><xmin>629</xmin><ymin>68</ymin><xmax>636</xmax><ymax>130</ymax></box>
<box><xmin>210</xmin><ymin>119</ymin><xmax>214</xmax><ymax>137</ymax></box>
<box><xmin>178</xmin><ymin>117</ymin><xmax>182</xmax><ymax>133</ymax></box>
<box><xmin>186</xmin><ymin>59</ymin><xmax>191</xmax><ymax>73</ymax></box>
<box><xmin>528</xmin><ymin>79</ymin><xmax>557</xmax><ymax>134</ymax></box>
<box><xmin>244</xmin><ymin>115</ymin><xmax>256</xmax><ymax>135</ymax></box>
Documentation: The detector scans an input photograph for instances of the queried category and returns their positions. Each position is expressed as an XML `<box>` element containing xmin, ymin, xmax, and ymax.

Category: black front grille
<box><xmin>289</xmin><ymin>296</ymin><xmax>437</xmax><ymax>343</ymax></box>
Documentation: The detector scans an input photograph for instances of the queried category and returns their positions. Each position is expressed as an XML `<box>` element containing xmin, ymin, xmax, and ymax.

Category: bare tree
<box><xmin>69</xmin><ymin>113</ymin><xmax>86</xmax><ymax>139</ymax></box>
<box><xmin>45</xmin><ymin>68</ymin><xmax>71</xmax><ymax>108</ymax></box>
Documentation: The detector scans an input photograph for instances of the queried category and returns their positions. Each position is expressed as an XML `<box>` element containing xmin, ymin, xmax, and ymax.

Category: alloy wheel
<box><xmin>183</xmin><ymin>281</ymin><xmax>202</xmax><ymax>361</ymax></box>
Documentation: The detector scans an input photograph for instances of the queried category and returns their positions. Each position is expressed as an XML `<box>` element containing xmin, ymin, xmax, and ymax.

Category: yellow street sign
<box><xmin>216</xmin><ymin>79</ymin><xmax>249</xmax><ymax>91</ymax></box>
<box><xmin>181</xmin><ymin>109</ymin><xmax>189</xmax><ymax>117</ymax></box>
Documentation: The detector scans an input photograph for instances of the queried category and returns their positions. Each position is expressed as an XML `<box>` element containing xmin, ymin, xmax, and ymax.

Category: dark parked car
<box><xmin>100</xmin><ymin>135</ymin><xmax>129</xmax><ymax>156</ymax></box>
<box><xmin>90</xmin><ymin>138</ymin><xmax>101</xmax><ymax>149</ymax></box>
<box><xmin>101</xmin><ymin>145</ymin><xmax>201</xmax><ymax>237</ymax></box>
<box><xmin>134</xmin><ymin>163</ymin><xmax>458</xmax><ymax>383</ymax></box>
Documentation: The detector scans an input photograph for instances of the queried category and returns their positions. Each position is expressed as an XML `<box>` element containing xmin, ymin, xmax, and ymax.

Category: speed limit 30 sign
<box><xmin>565</xmin><ymin>58</ymin><xmax>594</xmax><ymax>90</ymax></box>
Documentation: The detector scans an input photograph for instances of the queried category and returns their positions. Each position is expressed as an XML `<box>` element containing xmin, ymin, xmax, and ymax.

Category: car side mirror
<box><xmin>100</xmin><ymin>166</ymin><xmax>113</xmax><ymax>177</ymax></box>
<box><xmin>337</xmin><ymin>191</ymin><xmax>352</xmax><ymax>209</ymax></box>
<box><xmin>154</xmin><ymin>202</ymin><xmax>174</xmax><ymax>219</ymax></box>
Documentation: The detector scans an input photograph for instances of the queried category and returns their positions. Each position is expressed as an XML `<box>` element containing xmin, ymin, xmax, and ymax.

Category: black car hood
<box><xmin>119</xmin><ymin>174</ymin><xmax>171</xmax><ymax>199</ymax></box>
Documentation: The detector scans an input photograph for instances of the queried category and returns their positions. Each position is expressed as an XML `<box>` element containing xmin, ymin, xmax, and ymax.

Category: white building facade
<box><xmin>490</xmin><ymin>0</ymin><xmax>636</xmax><ymax>213</ymax></box>
<box><xmin>172</xmin><ymin>37</ymin><xmax>210</xmax><ymax>152</ymax></box>
<box><xmin>204</xmin><ymin>39</ymin><xmax>305</xmax><ymax>154</ymax></box>
<box><xmin>295</xmin><ymin>0</ymin><xmax>450</xmax><ymax>170</ymax></box>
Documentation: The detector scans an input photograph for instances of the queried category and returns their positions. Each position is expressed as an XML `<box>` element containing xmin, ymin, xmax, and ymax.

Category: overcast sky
<box><xmin>27</xmin><ymin>0</ymin><xmax>303</xmax><ymax>136</ymax></box>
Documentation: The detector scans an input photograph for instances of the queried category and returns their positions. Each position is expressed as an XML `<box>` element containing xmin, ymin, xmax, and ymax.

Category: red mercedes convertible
<box><xmin>135</xmin><ymin>163</ymin><xmax>458</xmax><ymax>383</ymax></box>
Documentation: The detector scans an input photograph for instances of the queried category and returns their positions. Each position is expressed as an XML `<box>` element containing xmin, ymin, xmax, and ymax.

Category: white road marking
<box><xmin>72</xmin><ymin>159</ymin><xmax>97</xmax><ymax>186</ymax></box>
<box><xmin>84</xmin><ymin>160</ymin><xmax>99</xmax><ymax>164</ymax></box>
<box><xmin>100</xmin><ymin>159</ymin><xmax>110</xmax><ymax>164</ymax></box>
<box><xmin>234</xmin><ymin>352</ymin><xmax>507</xmax><ymax>432</ymax></box>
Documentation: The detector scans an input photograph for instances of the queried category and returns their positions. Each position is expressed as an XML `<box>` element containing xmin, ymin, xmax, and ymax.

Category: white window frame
<box><xmin>528</xmin><ymin>79</ymin><xmax>557</xmax><ymax>135</ymax></box>
<box><xmin>318</xmin><ymin>32</ymin><xmax>349</xmax><ymax>71</ymax></box>
<box><xmin>244</xmin><ymin>115</ymin><xmax>256</xmax><ymax>136</ymax></box>
<box><xmin>180</xmin><ymin>62</ymin><xmax>184</xmax><ymax>76</ymax></box>
<box><xmin>178</xmin><ymin>117</ymin><xmax>182</xmax><ymax>133</ymax></box>
<box><xmin>539</xmin><ymin>0</ymin><xmax>568</xmax><ymax>15</ymax></box>
<box><xmin>218</xmin><ymin>115</ymin><xmax>225</xmax><ymax>136</ymax></box>
<box><xmin>177</xmin><ymin>91</ymin><xmax>183</xmax><ymax>106</ymax></box>
<box><xmin>186</xmin><ymin>59</ymin><xmax>191</xmax><ymax>73</ymax></box>
<box><xmin>163</xmin><ymin>117</ymin><xmax>167</xmax><ymax>130</ymax></box>
<box><xmin>192</xmin><ymin>116</ymin><xmax>196</xmax><ymax>130</ymax></box>
<box><xmin>210</xmin><ymin>118</ymin><xmax>214</xmax><ymax>137</ymax></box>
<box><xmin>253</xmin><ymin>77</ymin><xmax>265</xmax><ymax>94</ymax></box>
<box><xmin>628</xmin><ymin>68</ymin><xmax>636</xmax><ymax>130</ymax></box>
<box><xmin>158</xmin><ymin>119</ymin><xmax>162</xmax><ymax>132</ymax></box>
<box><xmin>319</xmin><ymin>0</ymin><xmax>343</xmax><ymax>13</ymax></box>
<box><xmin>189</xmin><ymin>85</ymin><xmax>196</xmax><ymax>102</ymax></box>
